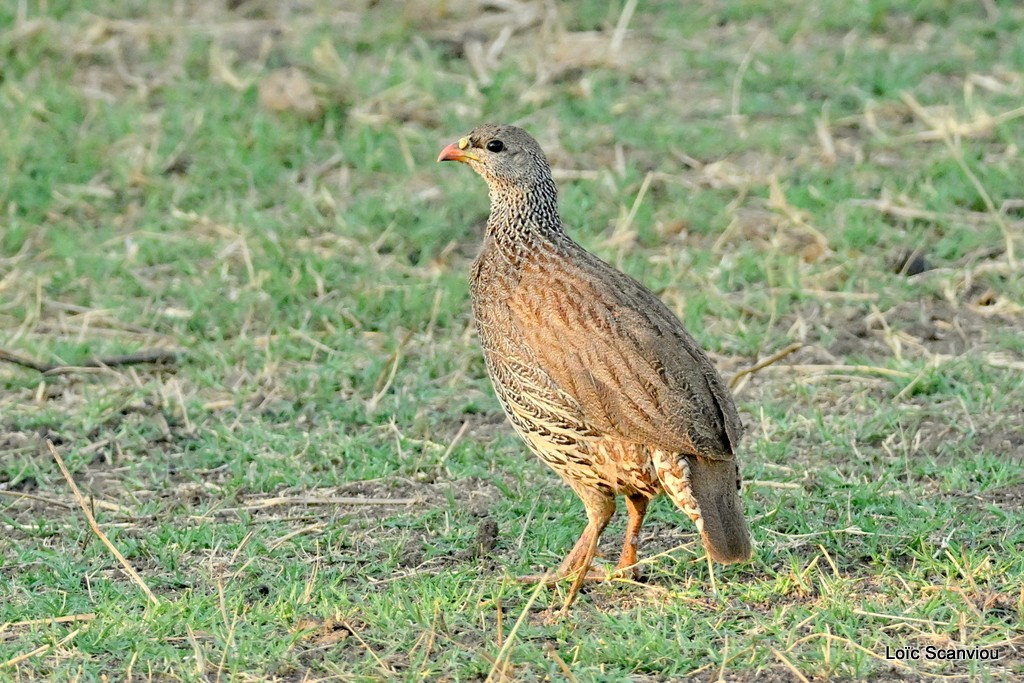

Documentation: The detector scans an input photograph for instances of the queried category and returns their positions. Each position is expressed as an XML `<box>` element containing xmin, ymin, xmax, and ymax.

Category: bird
<box><xmin>437</xmin><ymin>124</ymin><xmax>752</xmax><ymax>609</ymax></box>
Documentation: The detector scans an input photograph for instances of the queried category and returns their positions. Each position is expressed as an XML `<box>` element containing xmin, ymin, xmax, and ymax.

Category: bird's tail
<box><xmin>654</xmin><ymin>451</ymin><xmax>752</xmax><ymax>563</ymax></box>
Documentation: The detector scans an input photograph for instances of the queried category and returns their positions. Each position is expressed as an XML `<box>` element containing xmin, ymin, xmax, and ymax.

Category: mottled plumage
<box><xmin>438</xmin><ymin>124</ymin><xmax>752</xmax><ymax>606</ymax></box>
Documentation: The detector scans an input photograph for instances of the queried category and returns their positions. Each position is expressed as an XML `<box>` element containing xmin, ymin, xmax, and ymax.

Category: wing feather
<box><xmin>508</xmin><ymin>244</ymin><xmax>741</xmax><ymax>459</ymax></box>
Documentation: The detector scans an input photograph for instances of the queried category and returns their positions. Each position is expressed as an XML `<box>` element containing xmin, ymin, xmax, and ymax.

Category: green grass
<box><xmin>2</xmin><ymin>1</ymin><xmax>1024</xmax><ymax>681</ymax></box>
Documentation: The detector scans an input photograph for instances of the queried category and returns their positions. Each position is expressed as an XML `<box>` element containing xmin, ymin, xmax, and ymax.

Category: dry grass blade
<box><xmin>46</xmin><ymin>440</ymin><xmax>161</xmax><ymax>608</ymax></box>
<box><xmin>894</xmin><ymin>100</ymin><xmax>1024</xmax><ymax>143</ymax></box>
<box><xmin>441</xmin><ymin>420</ymin><xmax>471</xmax><ymax>462</ymax></box>
<box><xmin>845</xmin><ymin>198</ymin><xmax>993</xmax><ymax>226</ymax></box>
<box><xmin>815</xmin><ymin>110</ymin><xmax>837</xmax><ymax>164</ymax></box>
<box><xmin>770</xmin><ymin>647</ymin><xmax>811</xmax><ymax>683</ymax></box>
<box><xmin>763</xmin><ymin>364</ymin><xmax>914</xmax><ymax>379</ymax></box>
<box><xmin>609</xmin><ymin>0</ymin><xmax>638</xmax><ymax>55</ymax></box>
<box><xmin>900</xmin><ymin>91</ymin><xmax>1018</xmax><ymax>267</ymax></box>
<box><xmin>544</xmin><ymin>642</ymin><xmax>579</xmax><ymax>683</ymax></box>
<box><xmin>367</xmin><ymin>330</ymin><xmax>413</xmax><ymax>411</ymax></box>
<box><xmin>746</xmin><ymin>480</ymin><xmax>802</xmax><ymax>490</ymax></box>
<box><xmin>344</xmin><ymin>620</ymin><xmax>394</xmax><ymax>678</ymax></box>
<box><xmin>267</xmin><ymin>523</ymin><xmax>327</xmax><ymax>551</ymax></box>
<box><xmin>608</xmin><ymin>171</ymin><xmax>653</xmax><ymax>258</ymax></box>
<box><xmin>729</xmin><ymin>31</ymin><xmax>768</xmax><ymax>137</ymax></box>
<box><xmin>485</xmin><ymin>580</ymin><xmax>549</xmax><ymax>683</ymax></box>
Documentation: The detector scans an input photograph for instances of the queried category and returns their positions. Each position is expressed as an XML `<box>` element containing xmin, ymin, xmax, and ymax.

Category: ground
<box><xmin>1</xmin><ymin>1</ymin><xmax>1023</xmax><ymax>681</ymax></box>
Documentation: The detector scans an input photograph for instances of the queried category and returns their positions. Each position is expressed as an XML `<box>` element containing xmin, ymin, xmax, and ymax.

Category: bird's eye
<box><xmin>486</xmin><ymin>139</ymin><xmax>505</xmax><ymax>153</ymax></box>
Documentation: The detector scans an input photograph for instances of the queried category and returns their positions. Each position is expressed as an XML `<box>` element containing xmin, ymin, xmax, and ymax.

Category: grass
<box><xmin>2</xmin><ymin>0</ymin><xmax>1023</xmax><ymax>680</ymax></box>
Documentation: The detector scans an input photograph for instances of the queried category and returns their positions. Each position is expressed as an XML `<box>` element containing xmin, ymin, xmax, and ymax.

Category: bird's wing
<box><xmin>508</xmin><ymin>246</ymin><xmax>740</xmax><ymax>460</ymax></box>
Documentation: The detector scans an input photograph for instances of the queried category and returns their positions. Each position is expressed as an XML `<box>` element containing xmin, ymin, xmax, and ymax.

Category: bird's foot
<box><xmin>610</xmin><ymin>561</ymin><xmax>644</xmax><ymax>582</ymax></box>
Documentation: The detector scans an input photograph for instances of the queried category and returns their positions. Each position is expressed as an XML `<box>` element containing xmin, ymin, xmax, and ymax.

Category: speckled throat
<box><xmin>484</xmin><ymin>178</ymin><xmax>565</xmax><ymax>263</ymax></box>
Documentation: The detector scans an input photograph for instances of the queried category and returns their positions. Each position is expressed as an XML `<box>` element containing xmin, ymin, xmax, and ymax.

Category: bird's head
<box><xmin>437</xmin><ymin>124</ymin><xmax>553</xmax><ymax>190</ymax></box>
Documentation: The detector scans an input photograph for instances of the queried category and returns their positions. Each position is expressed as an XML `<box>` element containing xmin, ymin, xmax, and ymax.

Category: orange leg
<box><xmin>517</xmin><ymin>491</ymin><xmax>615</xmax><ymax>606</ymax></box>
<box><xmin>614</xmin><ymin>494</ymin><xmax>649</xmax><ymax>578</ymax></box>
<box><xmin>559</xmin><ymin>494</ymin><xmax>616</xmax><ymax>613</ymax></box>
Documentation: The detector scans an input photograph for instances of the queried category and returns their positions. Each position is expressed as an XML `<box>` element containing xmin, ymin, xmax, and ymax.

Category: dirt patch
<box><xmin>917</xmin><ymin>411</ymin><xmax>1024</xmax><ymax>459</ymax></box>
<box><xmin>824</xmin><ymin>298</ymin><xmax>986</xmax><ymax>361</ymax></box>
<box><xmin>456</xmin><ymin>517</ymin><xmax>499</xmax><ymax>561</ymax></box>
<box><xmin>973</xmin><ymin>419</ymin><xmax>1024</xmax><ymax>458</ymax></box>
<box><xmin>390</xmin><ymin>514</ymin><xmax>503</xmax><ymax>575</ymax></box>
<box><xmin>978</xmin><ymin>482</ymin><xmax>1024</xmax><ymax>510</ymax></box>
<box><xmin>332</xmin><ymin>475</ymin><xmax>503</xmax><ymax>516</ymax></box>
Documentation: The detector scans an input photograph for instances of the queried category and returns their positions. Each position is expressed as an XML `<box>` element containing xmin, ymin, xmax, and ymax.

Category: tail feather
<box><xmin>654</xmin><ymin>451</ymin><xmax>752</xmax><ymax>563</ymax></box>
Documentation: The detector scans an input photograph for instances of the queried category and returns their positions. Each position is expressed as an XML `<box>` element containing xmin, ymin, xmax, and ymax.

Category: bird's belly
<box><xmin>474</xmin><ymin>320</ymin><xmax>662</xmax><ymax>498</ymax></box>
<box><xmin>585</xmin><ymin>437</ymin><xmax>662</xmax><ymax>497</ymax></box>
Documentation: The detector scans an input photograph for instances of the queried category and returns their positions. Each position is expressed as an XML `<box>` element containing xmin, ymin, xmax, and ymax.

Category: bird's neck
<box><xmin>486</xmin><ymin>179</ymin><xmax>566</xmax><ymax>253</ymax></box>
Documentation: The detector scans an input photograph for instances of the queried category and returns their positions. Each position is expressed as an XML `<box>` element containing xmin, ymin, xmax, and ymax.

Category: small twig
<box><xmin>46</xmin><ymin>440</ymin><xmax>160</xmax><ymax>607</ymax></box>
<box><xmin>851</xmin><ymin>608</ymin><xmax>955</xmax><ymax>627</ymax></box>
<box><xmin>0</xmin><ymin>349</ymin><xmax>51</xmax><ymax>373</ymax></box>
<box><xmin>0</xmin><ymin>348</ymin><xmax>181</xmax><ymax>375</ymax></box>
<box><xmin>0</xmin><ymin>489</ymin><xmax>130</xmax><ymax>514</ymax></box>
<box><xmin>2</xmin><ymin>613</ymin><xmax>96</xmax><ymax>630</ymax></box>
<box><xmin>1</xmin><ymin>627</ymin><xmax>84</xmax><ymax>669</ymax></box>
<box><xmin>845</xmin><ymin>198</ymin><xmax>994</xmax><ymax>226</ymax></box>
<box><xmin>0</xmin><ymin>490</ymin><xmax>73</xmax><ymax>509</ymax></box>
<box><xmin>729</xmin><ymin>342</ymin><xmax>802</xmax><ymax>389</ymax></box>
<box><xmin>229</xmin><ymin>496</ymin><xmax>417</xmax><ymax>512</ymax></box>
<box><xmin>267</xmin><ymin>523</ymin><xmax>327</xmax><ymax>551</ymax></box>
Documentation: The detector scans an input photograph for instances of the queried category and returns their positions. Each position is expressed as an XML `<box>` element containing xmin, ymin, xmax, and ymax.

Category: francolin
<box><xmin>438</xmin><ymin>124</ymin><xmax>752</xmax><ymax>609</ymax></box>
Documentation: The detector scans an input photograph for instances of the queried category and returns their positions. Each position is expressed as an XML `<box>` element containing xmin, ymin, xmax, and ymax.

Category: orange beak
<box><xmin>437</xmin><ymin>141</ymin><xmax>478</xmax><ymax>163</ymax></box>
